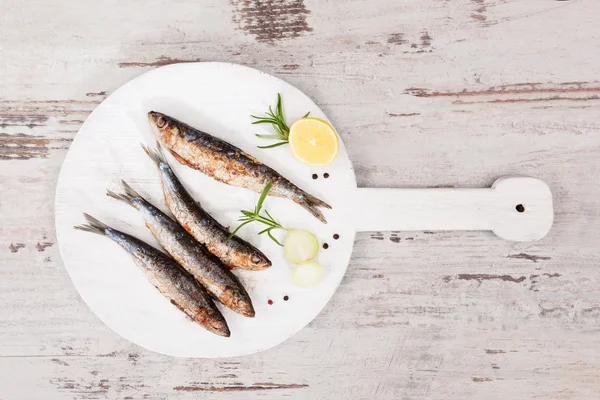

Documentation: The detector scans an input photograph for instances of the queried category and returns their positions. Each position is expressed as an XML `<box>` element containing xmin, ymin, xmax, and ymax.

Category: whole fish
<box><xmin>74</xmin><ymin>213</ymin><xmax>230</xmax><ymax>337</ymax></box>
<box><xmin>142</xmin><ymin>143</ymin><xmax>271</xmax><ymax>271</ymax></box>
<box><xmin>147</xmin><ymin>111</ymin><xmax>332</xmax><ymax>224</ymax></box>
<box><xmin>107</xmin><ymin>181</ymin><xmax>255</xmax><ymax>318</ymax></box>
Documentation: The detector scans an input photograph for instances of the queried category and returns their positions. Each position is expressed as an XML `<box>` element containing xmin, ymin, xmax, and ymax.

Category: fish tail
<box><xmin>303</xmin><ymin>192</ymin><xmax>332</xmax><ymax>210</ymax></box>
<box><xmin>141</xmin><ymin>141</ymin><xmax>167</xmax><ymax>167</ymax></box>
<box><xmin>73</xmin><ymin>213</ymin><xmax>110</xmax><ymax>235</ymax></box>
<box><xmin>297</xmin><ymin>192</ymin><xmax>331</xmax><ymax>224</ymax></box>
<box><xmin>106</xmin><ymin>180</ymin><xmax>143</xmax><ymax>206</ymax></box>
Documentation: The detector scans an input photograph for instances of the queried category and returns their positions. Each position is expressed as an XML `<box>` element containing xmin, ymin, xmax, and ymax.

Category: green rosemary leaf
<box><xmin>256</xmin><ymin>182</ymin><xmax>272</xmax><ymax>212</ymax></box>
<box><xmin>264</xmin><ymin>209</ymin><xmax>277</xmax><ymax>223</ymax></box>
<box><xmin>276</xmin><ymin>93</ymin><xmax>284</xmax><ymax>122</ymax></box>
<box><xmin>255</xmin><ymin>133</ymin><xmax>285</xmax><ymax>140</ymax></box>
<box><xmin>257</xmin><ymin>141</ymin><xmax>288</xmax><ymax>149</ymax></box>
<box><xmin>251</xmin><ymin>119</ymin><xmax>279</xmax><ymax>125</ymax></box>
<box><xmin>226</xmin><ymin>220</ymin><xmax>252</xmax><ymax>242</ymax></box>
<box><xmin>240</xmin><ymin>210</ymin><xmax>254</xmax><ymax>217</ymax></box>
<box><xmin>228</xmin><ymin>181</ymin><xmax>287</xmax><ymax>246</ymax></box>
<box><xmin>251</xmin><ymin>93</ymin><xmax>309</xmax><ymax>149</ymax></box>
<box><xmin>272</xmin><ymin>124</ymin><xmax>285</xmax><ymax>137</ymax></box>
<box><xmin>268</xmin><ymin>229</ymin><xmax>284</xmax><ymax>246</ymax></box>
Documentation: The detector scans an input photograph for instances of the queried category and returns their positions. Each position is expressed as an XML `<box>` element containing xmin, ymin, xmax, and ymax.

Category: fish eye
<box><xmin>156</xmin><ymin>116</ymin><xmax>166</xmax><ymax>128</ymax></box>
<box><xmin>251</xmin><ymin>255</ymin><xmax>262</xmax><ymax>264</ymax></box>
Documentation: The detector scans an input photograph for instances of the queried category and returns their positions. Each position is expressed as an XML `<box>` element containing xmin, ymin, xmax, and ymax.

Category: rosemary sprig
<box><xmin>251</xmin><ymin>93</ymin><xmax>310</xmax><ymax>149</ymax></box>
<box><xmin>226</xmin><ymin>182</ymin><xmax>286</xmax><ymax>246</ymax></box>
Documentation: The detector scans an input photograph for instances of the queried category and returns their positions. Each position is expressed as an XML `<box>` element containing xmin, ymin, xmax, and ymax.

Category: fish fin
<box><xmin>106</xmin><ymin>180</ymin><xmax>143</xmax><ymax>206</ymax></box>
<box><xmin>297</xmin><ymin>193</ymin><xmax>331</xmax><ymax>224</ymax></box>
<box><xmin>141</xmin><ymin>141</ymin><xmax>167</xmax><ymax>167</ymax></box>
<box><xmin>122</xmin><ymin>180</ymin><xmax>142</xmax><ymax>199</ymax></box>
<box><xmin>169</xmin><ymin>149</ymin><xmax>195</xmax><ymax>168</ymax></box>
<box><xmin>73</xmin><ymin>213</ymin><xmax>109</xmax><ymax>235</ymax></box>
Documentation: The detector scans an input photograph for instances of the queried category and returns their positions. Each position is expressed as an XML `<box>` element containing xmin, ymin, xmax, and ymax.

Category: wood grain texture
<box><xmin>1</xmin><ymin>0</ymin><xmax>599</xmax><ymax>398</ymax></box>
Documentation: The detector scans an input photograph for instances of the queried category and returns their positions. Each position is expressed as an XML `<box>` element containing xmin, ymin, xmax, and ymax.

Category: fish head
<box><xmin>237</xmin><ymin>299</ymin><xmax>255</xmax><ymax>318</ymax></box>
<box><xmin>148</xmin><ymin>111</ymin><xmax>179</xmax><ymax>142</ymax></box>
<box><xmin>225</xmin><ymin>286</ymin><xmax>255</xmax><ymax>318</ymax></box>
<box><xmin>230</xmin><ymin>247</ymin><xmax>272</xmax><ymax>271</ymax></box>
<box><xmin>206</xmin><ymin>315</ymin><xmax>231</xmax><ymax>338</ymax></box>
<box><xmin>196</xmin><ymin>307</ymin><xmax>230</xmax><ymax>337</ymax></box>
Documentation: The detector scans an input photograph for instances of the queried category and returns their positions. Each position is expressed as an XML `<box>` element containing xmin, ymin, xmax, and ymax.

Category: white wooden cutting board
<box><xmin>55</xmin><ymin>62</ymin><xmax>553</xmax><ymax>357</ymax></box>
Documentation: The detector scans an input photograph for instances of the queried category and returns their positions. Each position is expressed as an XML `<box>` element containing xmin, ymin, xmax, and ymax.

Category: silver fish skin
<box><xmin>142</xmin><ymin>143</ymin><xmax>272</xmax><ymax>271</ymax></box>
<box><xmin>107</xmin><ymin>182</ymin><xmax>255</xmax><ymax>318</ymax></box>
<box><xmin>147</xmin><ymin>111</ymin><xmax>331</xmax><ymax>224</ymax></box>
<box><xmin>74</xmin><ymin>213</ymin><xmax>230</xmax><ymax>337</ymax></box>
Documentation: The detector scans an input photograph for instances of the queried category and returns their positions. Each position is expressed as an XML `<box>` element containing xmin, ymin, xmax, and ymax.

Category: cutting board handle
<box><xmin>349</xmin><ymin>176</ymin><xmax>553</xmax><ymax>241</ymax></box>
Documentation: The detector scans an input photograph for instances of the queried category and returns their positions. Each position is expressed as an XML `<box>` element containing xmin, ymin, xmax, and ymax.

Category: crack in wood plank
<box><xmin>8</xmin><ymin>243</ymin><xmax>25</xmax><ymax>253</ymax></box>
<box><xmin>387</xmin><ymin>33</ymin><xmax>407</xmax><ymax>45</ymax></box>
<box><xmin>406</xmin><ymin>81</ymin><xmax>600</xmax><ymax>97</ymax></box>
<box><xmin>443</xmin><ymin>274</ymin><xmax>527</xmax><ymax>283</ymax></box>
<box><xmin>230</xmin><ymin>0</ymin><xmax>312</xmax><ymax>43</ymax></box>
<box><xmin>49</xmin><ymin>376</ymin><xmax>146</xmax><ymax>393</ymax></box>
<box><xmin>85</xmin><ymin>91</ymin><xmax>107</xmax><ymax>97</ymax></box>
<box><xmin>543</xmin><ymin>273</ymin><xmax>561</xmax><ymax>278</ymax></box>
<box><xmin>388</xmin><ymin>112</ymin><xmax>420</xmax><ymax>117</ymax></box>
<box><xmin>539</xmin><ymin>305</ymin><xmax>568</xmax><ymax>318</ymax></box>
<box><xmin>0</xmin><ymin>114</ymin><xmax>48</xmax><ymax>129</ymax></box>
<box><xmin>173</xmin><ymin>382</ymin><xmax>308</xmax><ymax>392</ymax></box>
<box><xmin>404</xmin><ymin>81</ymin><xmax>600</xmax><ymax>106</ymax></box>
<box><xmin>420</xmin><ymin>31</ymin><xmax>432</xmax><ymax>47</ymax></box>
<box><xmin>471</xmin><ymin>0</ymin><xmax>488</xmax><ymax>24</ymax></box>
<box><xmin>118</xmin><ymin>56</ymin><xmax>203</xmax><ymax>68</ymax></box>
<box><xmin>370</xmin><ymin>232</ymin><xmax>384</xmax><ymax>240</ymax></box>
<box><xmin>0</xmin><ymin>99</ymin><xmax>95</xmax><ymax>160</ymax></box>
<box><xmin>35</xmin><ymin>242</ymin><xmax>54</xmax><ymax>252</ymax></box>
<box><xmin>50</xmin><ymin>358</ymin><xmax>69</xmax><ymax>366</ymax></box>
<box><xmin>0</xmin><ymin>133</ymin><xmax>71</xmax><ymax>160</ymax></box>
<box><xmin>507</xmin><ymin>253</ymin><xmax>552</xmax><ymax>263</ymax></box>
<box><xmin>460</xmin><ymin>95</ymin><xmax>600</xmax><ymax>104</ymax></box>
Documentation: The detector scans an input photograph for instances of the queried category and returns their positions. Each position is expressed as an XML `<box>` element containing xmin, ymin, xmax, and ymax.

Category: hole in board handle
<box><xmin>516</xmin><ymin>204</ymin><xmax>525</xmax><ymax>213</ymax></box>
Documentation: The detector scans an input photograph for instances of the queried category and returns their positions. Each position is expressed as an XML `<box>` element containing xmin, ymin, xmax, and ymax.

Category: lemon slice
<box><xmin>288</xmin><ymin>118</ymin><xmax>339</xmax><ymax>166</ymax></box>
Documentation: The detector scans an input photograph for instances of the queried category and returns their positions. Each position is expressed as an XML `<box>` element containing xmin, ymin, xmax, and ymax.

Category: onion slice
<box><xmin>283</xmin><ymin>229</ymin><xmax>319</xmax><ymax>264</ymax></box>
<box><xmin>292</xmin><ymin>261</ymin><xmax>324</xmax><ymax>288</ymax></box>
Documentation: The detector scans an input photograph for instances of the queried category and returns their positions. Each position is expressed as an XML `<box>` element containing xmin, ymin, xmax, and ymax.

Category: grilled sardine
<box><xmin>74</xmin><ymin>213</ymin><xmax>230</xmax><ymax>337</ymax></box>
<box><xmin>142</xmin><ymin>143</ymin><xmax>271</xmax><ymax>271</ymax></box>
<box><xmin>148</xmin><ymin>111</ymin><xmax>331</xmax><ymax>223</ymax></box>
<box><xmin>107</xmin><ymin>182</ymin><xmax>255</xmax><ymax>318</ymax></box>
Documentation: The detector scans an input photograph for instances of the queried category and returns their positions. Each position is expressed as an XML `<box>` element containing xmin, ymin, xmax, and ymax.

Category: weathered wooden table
<box><xmin>2</xmin><ymin>1</ymin><xmax>599</xmax><ymax>398</ymax></box>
